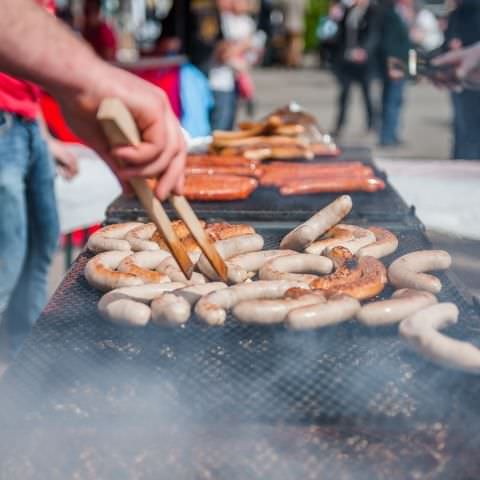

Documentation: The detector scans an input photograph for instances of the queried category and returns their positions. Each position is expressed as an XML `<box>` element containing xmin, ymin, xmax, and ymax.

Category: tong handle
<box><xmin>97</xmin><ymin>98</ymin><xmax>194</xmax><ymax>279</ymax></box>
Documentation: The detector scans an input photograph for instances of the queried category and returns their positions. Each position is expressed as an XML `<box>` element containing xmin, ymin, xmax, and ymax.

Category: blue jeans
<box><xmin>451</xmin><ymin>90</ymin><xmax>480</xmax><ymax>160</ymax></box>
<box><xmin>0</xmin><ymin>112</ymin><xmax>59</xmax><ymax>354</ymax></box>
<box><xmin>211</xmin><ymin>89</ymin><xmax>237</xmax><ymax>131</ymax></box>
<box><xmin>380</xmin><ymin>77</ymin><xmax>406</xmax><ymax>145</ymax></box>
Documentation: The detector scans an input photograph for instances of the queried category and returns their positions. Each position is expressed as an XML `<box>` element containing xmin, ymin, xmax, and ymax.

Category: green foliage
<box><xmin>305</xmin><ymin>0</ymin><xmax>330</xmax><ymax>51</ymax></box>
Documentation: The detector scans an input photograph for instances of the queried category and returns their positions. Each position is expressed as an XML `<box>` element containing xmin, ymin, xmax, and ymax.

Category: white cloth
<box><xmin>221</xmin><ymin>12</ymin><xmax>256</xmax><ymax>41</ymax></box>
<box><xmin>377</xmin><ymin>159</ymin><xmax>480</xmax><ymax>239</ymax></box>
<box><xmin>55</xmin><ymin>145</ymin><xmax>121</xmax><ymax>234</ymax></box>
<box><xmin>415</xmin><ymin>9</ymin><xmax>444</xmax><ymax>52</ymax></box>
<box><xmin>209</xmin><ymin>12</ymin><xmax>256</xmax><ymax>92</ymax></box>
<box><xmin>209</xmin><ymin>65</ymin><xmax>236</xmax><ymax>92</ymax></box>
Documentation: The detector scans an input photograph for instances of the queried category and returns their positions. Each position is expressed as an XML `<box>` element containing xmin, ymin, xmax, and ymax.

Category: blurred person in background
<box><xmin>159</xmin><ymin>0</ymin><xmax>226</xmax><ymax>129</ymax></box>
<box><xmin>82</xmin><ymin>0</ymin><xmax>118</xmax><ymax>61</ymax></box>
<box><xmin>211</xmin><ymin>0</ymin><xmax>264</xmax><ymax>128</ymax></box>
<box><xmin>378</xmin><ymin>0</ymin><xmax>414</xmax><ymax>147</ymax></box>
<box><xmin>443</xmin><ymin>0</ymin><xmax>480</xmax><ymax>159</ymax></box>
<box><xmin>160</xmin><ymin>0</ymin><xmax>222</xmax><ymax>76</ymax></box>
<box><xmin>284</xmin><ymin>0</ymin><xmax>307</xmax><ymax>68</ymax></box>
<box><xmin>332</xmin><ymin>0</ymin><xmax>379</xmax><ymax>139</ymax></box>
<box><xmin>317</xmin><ymin>0</ymin><xmax>345</xmax><ymax>68</ymax></box>
<box><xmin>258</xmin><ymin>0</ymin><xmax>274</xmax><ymax>65</ymax></box>
<box><xmin>209</xmin><ymin>0</ymin><xmax>245</xmax><ymax>130</ymax></box>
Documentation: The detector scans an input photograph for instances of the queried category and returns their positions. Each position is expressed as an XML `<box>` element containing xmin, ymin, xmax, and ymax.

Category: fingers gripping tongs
<box><xmin>97</xmin><ymin>98</ymin><xmax>228</xmax><ymax>282</ymax></box>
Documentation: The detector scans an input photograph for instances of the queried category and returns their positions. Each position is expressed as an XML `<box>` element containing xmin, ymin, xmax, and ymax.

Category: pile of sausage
<box><xmin>178</xmin><ymin>106</ymin><xmax>384</xmax><ymax>201</ymax></box>
<box><xmin>184</xmin><ymin>155</ymin><xmax>385</xmax><ymax>200</ymax></box>
<box><xmin>210</xmin><ymin>105</ymin><xmax>340</xmax><ymax>162</ymax></box>
<box><xmin>83</xmin><ymin>195</ymin><xmax>480</xmax><ymax>374</ymax></box>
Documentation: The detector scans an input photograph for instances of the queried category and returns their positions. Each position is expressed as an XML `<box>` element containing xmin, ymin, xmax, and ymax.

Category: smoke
<box><xmin>1</xmin><ymin>257</ymin><xmax>480</xmax><ymax>478</ymax></box>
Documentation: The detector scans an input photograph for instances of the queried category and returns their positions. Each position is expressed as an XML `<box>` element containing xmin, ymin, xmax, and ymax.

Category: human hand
<box><xmin>350</xmin><ymin>48</ymin><xmax>367</xmax><ymax>64</ymax></box>
<box><xmin>55</xmin><ymin>62</ymin><xmax>186</xmax><ymax>200</ymax></box>
<box><xmin>49</xmin><ymin>138</ymin><xmax>79</xmax><ymax>180</ymax></box>
<box><xmin>449</xmin><ymin>38</ymin><xmax>462</xmax><ymax>51</ymax></box>
<box><xmin>387</xmin><ymin>57</ymin><xmax>406</xmax><ymax>80</ymax></box>
<box><xmin>432</xmin><ymin>42</ymin><xmax>480</xmax><ymax>90</ymax></box>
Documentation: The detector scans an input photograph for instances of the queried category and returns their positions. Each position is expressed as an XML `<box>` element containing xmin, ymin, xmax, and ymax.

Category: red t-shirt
<box><xmin>0</xmin><ymin>0</ymin><xmax>55</xmax><ymax>120</ymax></box>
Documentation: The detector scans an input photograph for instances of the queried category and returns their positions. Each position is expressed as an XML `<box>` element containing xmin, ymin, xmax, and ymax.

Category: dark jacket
<box><xmin>379</xmin><ymin>6</ymin><xmax>411</xmax><ymax>65</ymax></box>
<box><xmin>161</xmin><ymin>0</ymin><xmax>222</xmax><ymax>74</ymax></box>
<box><xmin>445</xmin><ymin>0</ymin><xmax>480</xmax><ymax>49</ymax></box>
<box><xmin>335</xmin><ymin>4</ymin><xmax>380</xmax><ymax>64</ymax></box>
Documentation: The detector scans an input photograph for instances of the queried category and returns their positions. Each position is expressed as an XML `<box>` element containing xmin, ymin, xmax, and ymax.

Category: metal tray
<box><xmin>105</xmin><ymin>148</ymin><xmax>418</xmax><ymax>225</ymax></box>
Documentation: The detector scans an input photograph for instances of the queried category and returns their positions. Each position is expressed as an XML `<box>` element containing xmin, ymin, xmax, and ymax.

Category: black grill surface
<box><xmin>1</xmin><ymin>226</ymin><xmax>480</xmax><ymax>479</ymax></box>
<box><xmin>106</xmin><ymin>148</ymin><xmax>418</xmax><ymax>225</ymax></box>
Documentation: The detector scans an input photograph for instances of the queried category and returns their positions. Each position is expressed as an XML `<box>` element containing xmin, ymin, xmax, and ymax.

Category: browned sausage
<box><xmin>184</xmin><ymin>174</ymin><xmax>258</xmax><ymax>201</ymax></box>
<box><xmin>187</xmin><ymin>154</ymin><xmax>259</xmax><ymax>168</ymax></box>
<box><xmin>310</xmin><ymin>247</ymin><xmax>388</xmax><ymax>301</ymax></box>
<box><xmin>280</xmin><ymin>177</ymin><xmax>385</xmax><ymax>195</ymax></box>
<box><xmin>261</xmin><ymin>169</ymin><xmax>376</xmax><ymax>188</ymax></box>
<box><xmin>186</xmin><ymin>165</ymin><xmax>263</xmax><ymax>178</ymax></box>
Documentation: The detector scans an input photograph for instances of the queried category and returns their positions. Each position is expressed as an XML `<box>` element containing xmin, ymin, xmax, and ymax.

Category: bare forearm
<box><xmin>0</xmin><ymin>0</ymin><xmax>105</xmax><ymax>95</ymax></box>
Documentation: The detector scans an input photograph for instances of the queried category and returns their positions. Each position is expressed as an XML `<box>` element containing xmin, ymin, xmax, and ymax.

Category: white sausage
<box><xmin>98</xmin><ymin>283</ymin><xmax>185</xmax><ymax>327</ymax></box>
<box><xmin>175</xmin><ymin>282</ymin><xmax>228</xmax><ymax>305</ymax></box>
<box><xmin>151</xmin><ymin>294</ymin><xmax>191</xmax><ymax>326</ymax></box>
<box><xmin>84</xmin><ymin>251</ymin><xmax>144</xmax><ymax>292</ymax></box>
<box><xmin>151</xmin><ymin>283</ymin><xmax>228</xmax><ymax>326</ymax></box>
<box><xmin>228</xmin><ymin>249</ymin><xmax>297</xmax><ymax>272</ymax></box>
<box><xmin>357</xmin><ymin>227</ymin><xmax>399</xmax><ymax>259</ymax></box>
<box><xmin>87</xmin><ymin>222</ymin><xmax>142</xmax><ymax>253</ymax></box>
<box><xmin>157</xmin><ymin>257</ymin><xmax>207</xmax><ymax>285</ymax></box>
<box><xmin>357</xmin><ymin>289</ymin><xmax>438</xmax><ymax>327</ymax></box>
<box><xmin>195</xmin><ymin>280</ymin><xmax>309</xmax><ymax>326</ymax></box>
<box><xmin>125</xmin><ymin>223</ymin><xmax>201</xmax><ymax>263</ymax></box>
<box><xmin>280</xmin><ymin>195</ymin><xmax>352</xmax><ymax>250</ymax></box>
<box><xmin>125</xmin><ymin>223</ymin><xmax>159</xmax><ymax>251</ymax></box>
<box><xmin>399</xmin><ymin>303</ymin><xmax>480</xmax><ymax>373</ymax></box>
<box><xmin>286</xmin><ymin>294</ymin><xmax>360</xmax><ymax>330</ymax></box>
<box><xmin>233</xmin><ymin>292</ymin><xmax>325</xmax><ymax>325</ymax></box>
<box><xmin>388</xmin><ymin>250</ymin><xmax>452</xmax><ymax>294</ymax></box>
<box><xmin>101</xmin><ymin>283</ymin><xmax>186</xmax><ymax>302</ymax></box>
<box><xmin>196</xmin><ymin>234</ymin><xmax>264</xmax><ymax>283</ymax></box>
<box><xmin>305</xmin><ymin>224</ymin><xmax>375</xmax><ymax>255</ymax></box>
<box><xmin>259</xmin><ymin>254</ymin><xmax>333</xmax><ymax>283</ymax></box>
<box><xmin>117</xmin><ymin>251</ymin><xmax>172</xmax><ymax>284</ymax></box>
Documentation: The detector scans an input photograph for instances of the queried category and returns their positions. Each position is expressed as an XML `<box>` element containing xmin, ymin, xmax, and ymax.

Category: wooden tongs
<box><xmin>97</xmin><ymin>98</ymin><xmax>228</xmax><ymax>282</ymax></box>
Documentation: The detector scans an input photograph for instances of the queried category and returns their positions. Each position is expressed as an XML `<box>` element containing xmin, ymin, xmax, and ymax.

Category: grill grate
<box><xmin>1</xmin><ymin>226</ymin><xmax>480</xmax><ymax>479</ymax></box>
<box><xmin>106</xmin><ymin>149</ymin><xmax>419</xmax><ymax>225</ymax></box>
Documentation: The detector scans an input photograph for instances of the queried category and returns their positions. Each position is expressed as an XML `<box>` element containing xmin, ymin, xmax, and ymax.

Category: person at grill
<box><xmin>0</xmin><ymin>0</ymin><xmax>187</xmax><ymax>356</ymax></box>
<box><xmin>332</xmin><ymin>0</ymin><xmax>379</xmax><ymax>139</ymax></box>
<box><xmin>442</xmin><ymin>0</ymin><xmax>480</xmax><ymax>160</ymax></box>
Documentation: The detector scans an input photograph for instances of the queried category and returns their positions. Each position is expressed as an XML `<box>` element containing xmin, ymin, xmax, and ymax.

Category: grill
<box><xmin>106</xmin><ymin>148</ymin><xmax>419</xmax><ymax>225</ymax></box>
<box><xmin>1</xmin><ymin>225</ymin><xmax>480</xmax><ymax>479</ymax></box>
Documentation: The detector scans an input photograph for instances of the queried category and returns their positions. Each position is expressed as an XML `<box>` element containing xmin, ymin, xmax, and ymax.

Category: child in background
<box><xmin>210</xmin><ymin>0</ymin><xmax>265</xmax><ymax>130</ymax></box>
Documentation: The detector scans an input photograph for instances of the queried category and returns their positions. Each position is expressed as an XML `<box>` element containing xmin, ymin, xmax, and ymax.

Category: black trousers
<box><xmin>334</xmin><ymin>62</ymin><xmax>374</xmax><ymax>132</ymax></box>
